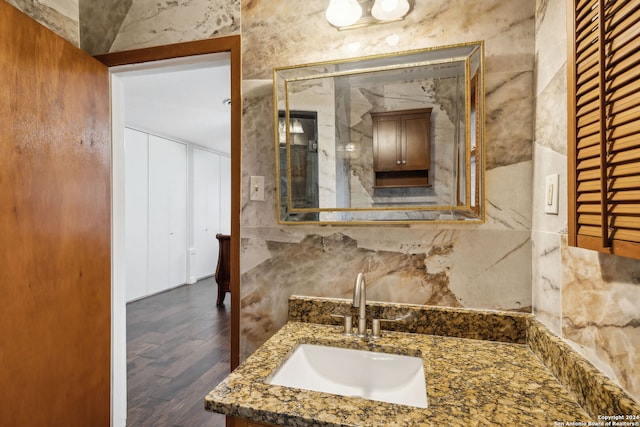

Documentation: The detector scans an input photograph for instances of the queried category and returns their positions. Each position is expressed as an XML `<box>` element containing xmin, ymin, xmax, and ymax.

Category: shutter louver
<box><xmin>569</xmin><ymin>0</ymin><xmax>640</xmax><ymax>258</ymax></box>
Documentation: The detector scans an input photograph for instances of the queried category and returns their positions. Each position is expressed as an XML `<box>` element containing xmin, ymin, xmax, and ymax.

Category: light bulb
<box><xmin>381</xmin><ymin>0</ymin><xmax>398</xmax><ymax>12</ymax></box>
<box><xmin>371</xmin><ymin>0</ymin><xmax>410</xmax><ymax>21</ymax></box>
<box><xmin>326</xmin><ymin>0</ymin><xmax>362</xmax><ymax>28</ymax></box>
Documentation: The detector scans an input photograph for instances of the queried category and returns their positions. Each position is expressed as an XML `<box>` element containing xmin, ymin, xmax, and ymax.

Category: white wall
<box><xmin>124</xmin><ymin>127</ymin><xmax>230</xmax><ymax>302</ymax></box>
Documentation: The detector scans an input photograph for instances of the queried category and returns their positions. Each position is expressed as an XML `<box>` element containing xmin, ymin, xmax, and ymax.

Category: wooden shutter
<box><xmin>568</xmin><ymin>0</ymin><xmax>640</xmax><ymax>259</ymax></box>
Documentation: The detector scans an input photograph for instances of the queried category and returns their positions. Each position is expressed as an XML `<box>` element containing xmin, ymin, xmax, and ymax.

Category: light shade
<box><xmin>326</xmin><ymin>0</ymin><xmax>363</xmax><ymax>28</ymax></box>
<box><xmin>279</xmin><ymin>118</ymin><xmax>305</xmax><ymax>135</ymax></box>
<box><xmin>371</xmin><ymin>0</ymin><xmax>410</xmax><ymax>21</ymax></box>
<box><xmin>290</xmin><ymin>119</ymin><xmax>304</xmax><ymax>134</ymax></box>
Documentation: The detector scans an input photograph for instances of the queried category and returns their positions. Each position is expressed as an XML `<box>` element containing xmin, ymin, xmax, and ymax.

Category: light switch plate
<box><xmin>250</xmin><ymin>176</ymin><xmax>265</xmax><ymax>201</ymax></box>
<box><xmin>545</xmin><ymin>174</ymin><xmax>559</xmax><ymax>215</ymax></box>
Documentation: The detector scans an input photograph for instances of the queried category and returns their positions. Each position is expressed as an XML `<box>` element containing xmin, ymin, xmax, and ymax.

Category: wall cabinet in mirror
<box><xmin>372</xmin><ymin>108</ymin><xmax>432</xmax><ymax>188</ymax></box>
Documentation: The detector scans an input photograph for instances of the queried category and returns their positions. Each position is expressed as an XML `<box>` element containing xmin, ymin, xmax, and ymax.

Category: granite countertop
<box><xmin>205</xmin><ymin>321</ymin><xmax>592</xmax><ymax>426</ymax></box>
<box><xmin>206</xmin><ymin>297</ymin><xmax>640</xmax><ymax>426</ymax></box>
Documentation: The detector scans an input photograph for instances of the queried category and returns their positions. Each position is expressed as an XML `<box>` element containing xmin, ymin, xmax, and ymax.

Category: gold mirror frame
<box><xmin>273</xmin><ymin>41</ymin><xmax>485</xmax><ymax>224</ymax></box>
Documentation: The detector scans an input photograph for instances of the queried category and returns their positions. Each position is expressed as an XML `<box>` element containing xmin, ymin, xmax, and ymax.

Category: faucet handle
<box><xmin>371</xmin><ymin>319</ymin><xmax>381</xmax><ymax>338</ymax></box>
<box><xmin>330</xmin><ymin>313</ymin><xmax>354</xmax><ymax>336</ymax></box>
<box><xmin>371</xmin><ymin>318</ymin><xmax>400</xmax><ymax>339</ymax></box>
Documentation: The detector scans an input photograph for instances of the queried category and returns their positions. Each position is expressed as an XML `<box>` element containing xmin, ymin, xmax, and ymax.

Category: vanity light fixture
<box><xmin>326</xmin><ymin>0</ymin><xmax>414</xmax><ymax>30</ymax></box>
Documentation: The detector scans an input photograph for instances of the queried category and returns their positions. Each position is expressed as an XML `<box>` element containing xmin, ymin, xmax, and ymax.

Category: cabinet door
<box><xmin>403</xmin><ymin>113</ymin><xmax>430</xmax><ymax>170</ymax></box>
<box><xmin>373</xmin><ymin>116</ymin><xmax>402</xmax><ymax>171</ymax></box>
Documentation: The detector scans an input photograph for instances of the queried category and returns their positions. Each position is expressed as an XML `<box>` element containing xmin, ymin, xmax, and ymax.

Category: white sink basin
<box><xmin>267</xmin><ymin>344</ymin><xmax>428</xmax><ymax>408</ymax></box>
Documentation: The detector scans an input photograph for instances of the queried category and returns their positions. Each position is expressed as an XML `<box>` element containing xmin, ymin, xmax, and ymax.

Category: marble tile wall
<box><xmin>79</xmin><ymin>0</ymin><xmax>132</xmax><ymax>55</ymax></box>
<box><xmin>533</xmin><ymin>0</ymin><xmax>640</xmax><ymax>403</ymax></box>
<box><xmin>5</xmin><ymin>0</ymin><xmax>79</xmax><ymax>46</ymax></box>
<box><xmin>239</xmin><ymin>0</ymin><xmax>535</xmax><ymax>360</ymax></box>
<box><xmin>108</xmin><ymin>0</ymin><xmax>240</xmax><ymax>52</ymax></box>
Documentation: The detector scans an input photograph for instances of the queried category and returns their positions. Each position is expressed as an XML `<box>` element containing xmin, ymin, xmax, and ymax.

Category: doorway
<box><xmin>118</xmin><ymin>53</ymin><xmax>231</xmax><ymax>301</ymax></box>
<box><xmin>97</xmin><ymin>36</ymin><xmax>241</xmax><ymax>427</ymax></box>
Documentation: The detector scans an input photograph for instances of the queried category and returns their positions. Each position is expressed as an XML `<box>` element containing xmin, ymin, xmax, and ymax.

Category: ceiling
<box><xmin>121</xmin><ymin>52</ymin><xmax>231</xmax><ymax>155</ymax></box>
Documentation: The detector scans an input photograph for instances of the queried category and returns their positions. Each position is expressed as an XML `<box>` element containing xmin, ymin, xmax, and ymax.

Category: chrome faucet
<box><xmin>352</xmin><ymin>272</ymin><xmax>367</xmax><ymax>337</ymax></box>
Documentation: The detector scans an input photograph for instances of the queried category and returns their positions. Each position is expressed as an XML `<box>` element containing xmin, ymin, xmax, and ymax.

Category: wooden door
<box><xmin>0</xmin><ymin>3</ymin><xmax>111</xmax><ymax>426</ymax></box>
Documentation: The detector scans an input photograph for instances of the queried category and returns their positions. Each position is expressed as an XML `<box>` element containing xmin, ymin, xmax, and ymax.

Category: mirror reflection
<box><xmin>274</xmin><ymin>42</ymin><xmax>484</xmax><ymax>223</ymax></box>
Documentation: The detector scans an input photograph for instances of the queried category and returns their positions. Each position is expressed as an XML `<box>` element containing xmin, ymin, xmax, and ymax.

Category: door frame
<box><xmin>96</xmin><ymin>35</ymin><xmax>242</xmax><ymax>425</ymax></box>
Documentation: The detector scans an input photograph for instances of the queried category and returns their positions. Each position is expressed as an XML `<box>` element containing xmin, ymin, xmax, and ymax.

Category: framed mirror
<box><xmin>274</xmin><ymin>41</ymin><xmax>484</xmax><ymax>224</ymax></box>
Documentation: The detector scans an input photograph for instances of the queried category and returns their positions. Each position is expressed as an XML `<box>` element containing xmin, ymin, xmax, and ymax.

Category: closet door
<box><xmin>148</xmin><ymin>136</ymin><xmax>171</xmax><ymax>294</ymax></box>
<box><xmin>124</xmin><ymin>128</ymin><xmax>149</xmax><ymax>301</ymax></box>
<box><xmin>167</xmin><ymin>139</ymin><xmax>188</xmax><ymax>287</ymax></box>
<box><xmin>194</xmin><ymin>148</ymin><xmax>221</xmax><ymax>279</ymax></box>
<box><xmin>148</xmin><ymin>135</ymin><xmax>187</xmax><ymax>293</ymax></box>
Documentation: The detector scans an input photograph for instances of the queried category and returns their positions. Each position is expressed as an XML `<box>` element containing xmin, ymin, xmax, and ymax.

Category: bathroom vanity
<box><xmin>205</xmin><ymin>297</ymin><xmax>640</xmax><ymax>426</ymax></box>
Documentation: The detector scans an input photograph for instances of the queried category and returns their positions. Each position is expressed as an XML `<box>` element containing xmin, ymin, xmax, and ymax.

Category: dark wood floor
<box><xmin>127</xmin><ymin>277</ymin><xmax>229</xmax><ymax>426</ymax></box>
